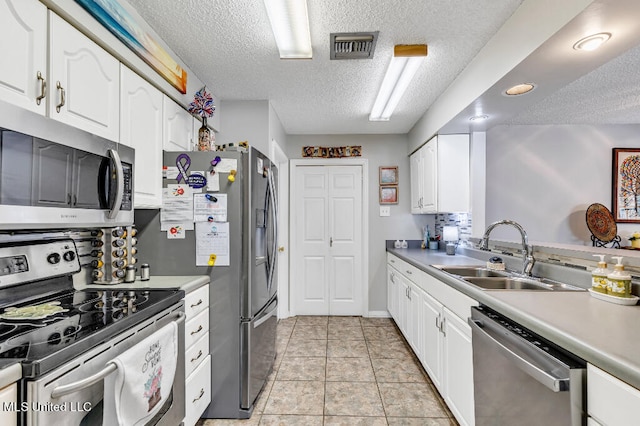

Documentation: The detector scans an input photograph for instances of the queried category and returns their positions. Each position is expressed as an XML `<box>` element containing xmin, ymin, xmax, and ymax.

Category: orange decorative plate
<box><xmin>586</xmin><ymin>203</ymin><xmax>617</xmax><ymax>243</ymax></box>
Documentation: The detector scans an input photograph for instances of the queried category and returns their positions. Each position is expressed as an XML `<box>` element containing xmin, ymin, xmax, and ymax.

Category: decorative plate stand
<box><xmin>586</xmin><ymin>203</ymin><xmax>621</xmax><ymax>248</ymax></box>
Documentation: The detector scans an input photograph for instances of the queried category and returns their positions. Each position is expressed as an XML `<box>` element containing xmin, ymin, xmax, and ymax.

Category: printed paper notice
<box><xmin>196</xmin><ymin>222</ymin><xmax>230</xmax><ymax>266</ymax></box>
<box><xmin>161</xmin><ymin>185</ymin><xmax>194</xmax><ymax>231</ymax></box>
<box><xmin>193</xmin><ymin>193</ymin><xmax>227</xmax><ymax>222</ymax></box>
<box><xmin>214</xmin><ymin>159</ymin><xmax>237</xmax><ymax>173</ymax></box>
<box><xmin>207</xmin><ymin>171</ymin><xmax>220</xmax><ymax>192</ymax></box>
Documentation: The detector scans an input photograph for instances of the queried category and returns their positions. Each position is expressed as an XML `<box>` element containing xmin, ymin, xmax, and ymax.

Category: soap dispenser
<box><xmin>591</xmin><ymin>255</ymin><xmax>611</xmax><ymax>294</ymax></box>
<box><xmin>607</xmin><ymin>256</ymin><xmax>632</xmax><ymax>298</ymax></box>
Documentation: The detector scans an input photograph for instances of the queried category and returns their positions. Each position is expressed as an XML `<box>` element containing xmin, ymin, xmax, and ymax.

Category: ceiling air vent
<box><xmin>330</xmin><ymin>32</ymin><xmax>379</xmax><ymax>60</ymax></box>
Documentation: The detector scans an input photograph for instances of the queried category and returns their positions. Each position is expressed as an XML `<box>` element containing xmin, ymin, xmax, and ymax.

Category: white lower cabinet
<box><xmin>587</xmin><ymin>363</ymin><xmax>640</xmax><ymax>425</ymax></box>
<box><xmin>0</xmin><ymin>382</ymin><xmax>17</xmax><ymax>426</ymax></box>
<box><xmin>387</xmin><ymin>253</ymin><xmax>476</xmax><ymax>426</ymax></box>
<box><xmin>182</xmin><ymin>284</ymin><xmax>211</xmax><ymax>426</ymax></box>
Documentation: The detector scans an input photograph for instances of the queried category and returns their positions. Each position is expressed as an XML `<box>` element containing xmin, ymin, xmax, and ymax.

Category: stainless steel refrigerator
<box><xmin>134</xmin><ymin>147</ymin><xmax>278</xmax><ymax>419</ymax></box>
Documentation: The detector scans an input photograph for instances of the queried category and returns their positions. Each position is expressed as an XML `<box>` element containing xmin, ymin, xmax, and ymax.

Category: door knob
<box><xmin>278</xmin><ymin>246</ymin><xmax>285</xmax><ymax>252</ymax></box>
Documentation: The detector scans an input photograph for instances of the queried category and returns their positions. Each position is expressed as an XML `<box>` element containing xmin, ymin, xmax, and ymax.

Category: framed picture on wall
<box><xmin>380</xmin><ymin>185</ymin><xmax>399</xmax><ymax>204</ymax></box>
<box><xmin>379</xmin><ymin>166</ymin><xmax>398</xmax><ymax>185</ymax></box>
<box><xmin>612</xmin><ymin>148</ymin><xmax>640</xmax><ymax>222</ymax></box>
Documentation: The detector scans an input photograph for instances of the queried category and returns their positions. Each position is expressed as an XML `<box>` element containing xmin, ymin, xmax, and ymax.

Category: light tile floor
<box><xmin>197</xmin><ymin>316</ymin><xmax>458</xmax><ymax>426</ymax></box>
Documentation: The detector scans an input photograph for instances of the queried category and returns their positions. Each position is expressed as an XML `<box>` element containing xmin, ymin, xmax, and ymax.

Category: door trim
<box><xmin>289</xmin><ymin>158</ymin><xmax>369</xmax><ymax>317</ymax></box>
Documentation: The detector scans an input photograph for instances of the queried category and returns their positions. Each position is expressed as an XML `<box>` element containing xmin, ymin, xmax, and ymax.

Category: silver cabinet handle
<box><xmin>390</xmin><ymin>273</ymin><xmax>395</xmax><ymax>283</ymax></box>
<box><xmin>190</xmin><ymin>325</ymin><xmax>203</xmax><ymax>335</ymax></box>
<box><xmin>36</xmin><ymin>71</ymin><xmax>46</xmax><ymax>105</ymax></box>
<box><xmin>390</xmin><ymin>259</ymin><xmax>396</xmax><ymax>263</ymax></box>
<box><xmin>330</xmin><ymin>237</ymin><xmax>333</xmax><ymax>247</ymax></box>
<box><xmin>192</xmin><ymin>388</ymin><xmax>205</xmax><ymax>403</ymax></box>
<box><xmin>190</xmin><ymin>350</ymin><xmax>203</xmax><ymax>363</ymax></box>
<box><xmin>190</xmin><ymin>299</ymin><xmax>203</xmax><ymax>308</ymax></box>
<box><xmin>55</xmin><ymin>81</ymin><xmax>65</xmax><ymax>113</ymax></box>
<box><xmin>405</xmin><ymin>270</ymin><xmax>412</xmax><ymax>275</ymax></box>
<box><xmin>441</xmin><ymin>317</ymin><xmax>446</xmax><ymax>336</ymax></box>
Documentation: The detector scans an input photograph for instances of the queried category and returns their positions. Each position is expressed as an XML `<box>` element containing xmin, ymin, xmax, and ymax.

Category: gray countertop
<box><xmin>75</xmin><ymin>275</ymin><xmax>210</xmax><ymax>293</ymax></box>
<box><xmin>388</xmin><ymin>247</ymin><xmax>640</xmax><ymax>390</ymax></box>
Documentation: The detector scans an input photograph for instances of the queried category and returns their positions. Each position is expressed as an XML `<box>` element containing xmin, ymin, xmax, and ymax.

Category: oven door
<box><xmin>24</xmin><ymin>306</ymin><xmax>184</xmax><ymax>426</ymax></box>
<box><xmin>0</xmin><ymin>127</ymin><xmax>133</xmax><ymax>229</ymax></box>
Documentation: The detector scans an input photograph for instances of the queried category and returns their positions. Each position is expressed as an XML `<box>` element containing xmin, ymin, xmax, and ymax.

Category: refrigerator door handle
<box><xmin>266</xmin><ymin>171</ymin><xmax>278</xmax><ymax>292</ymax></box>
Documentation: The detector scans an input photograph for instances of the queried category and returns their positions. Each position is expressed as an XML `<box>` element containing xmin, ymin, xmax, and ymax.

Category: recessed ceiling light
<box><xmin>469</xmin><ymin>115</ymin><xmax>489</xmax><ymax>122</ymax></box>
<box><xmin>573</xmin><ymin>32</ymin><xmax>611</xmax><ymax>51</ymax></box>
<box><xmin>504</xmin><ymin>83</ymin><xmax>536</xmax><ymax>96</ymax></box>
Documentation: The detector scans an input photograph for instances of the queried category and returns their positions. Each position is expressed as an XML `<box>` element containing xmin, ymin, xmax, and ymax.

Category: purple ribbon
<box><xmin>176</xmin><ymin>154</ymin><xmax>191</xmax><ymax>183</ymax></box>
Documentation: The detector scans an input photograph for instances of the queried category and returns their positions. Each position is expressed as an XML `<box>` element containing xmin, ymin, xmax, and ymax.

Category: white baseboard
<box><xmin>366</xmin><ymin>310</ymin><xmax>391</xmax><ymax>318</ymax></box>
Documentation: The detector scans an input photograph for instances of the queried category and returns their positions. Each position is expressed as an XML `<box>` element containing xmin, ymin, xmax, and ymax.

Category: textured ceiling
<box><xmin>508</xmin><ymin>43</ymin><xmax>640</xmax><ymax>125</ymax></box>
<box><xmin>125</xmin><ymin>0</ymin><xmax>523</xmax><ymax>135</ymax></box>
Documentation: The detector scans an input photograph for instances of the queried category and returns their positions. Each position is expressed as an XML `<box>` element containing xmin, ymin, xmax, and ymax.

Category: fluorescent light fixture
<box><xmin>573</xmin><ymin>32</ymin><xmax>611</xmax><ymax>51</ymax></box>
<box><xmin>369</xmin><ymin>44</ymin><xmax>428</xmax><ymax>121</ymax></box>
<box><xmin>263</xmin><ymin>0</ymin><xmax>312</xmax><ymax>59</ymax></box>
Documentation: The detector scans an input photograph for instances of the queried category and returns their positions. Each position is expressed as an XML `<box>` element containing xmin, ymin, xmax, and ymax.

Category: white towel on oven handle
<box><xmin>103</xmin><ymin>321</ymin><xmax>178</xmax><ymax>426</ymax></box>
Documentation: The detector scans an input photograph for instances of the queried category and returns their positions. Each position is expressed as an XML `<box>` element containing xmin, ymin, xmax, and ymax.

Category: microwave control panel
<box><xmin>121</xmin><ymin>163</ymin><xmax>133</xmax><ymax>211</ymax></box>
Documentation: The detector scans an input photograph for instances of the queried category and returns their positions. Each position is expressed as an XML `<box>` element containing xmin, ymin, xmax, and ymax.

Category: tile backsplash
<box><xmin>434</xmin><ymin>213</ymin><xmax>472</xmax><ymax>241</ymax></box>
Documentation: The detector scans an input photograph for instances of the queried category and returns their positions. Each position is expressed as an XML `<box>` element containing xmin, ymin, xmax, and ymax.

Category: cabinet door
<box><xmin>421</xmin><ymin>291</ymin><xmax>443</xmax><ymax>391</ymax></box>
<box><xmin>396</xmin><ymin>276</ymin><xmax>409</xmax><ymax>336</ymax></box>
<box><xmin>442</xmin><ymin>307</ymin><xmax>474</xmax><ymax>426</ymax></box>
<box><xmin>421</xmin><ymin>139</ymin><xmax>438</xmax><ymax>213</ymax></box>
<box><xmin>0</xmin><ymin>0</ymin><xmax>47</xmax><ymax>115</ymax></box>
<box><xmin>0</xmin><ymin>383</ymin><xmax>17</xmax><ymax>426</ymax></box>
<box><xmin>163</xmin><ymin>96</ymin><xmax>193</xmax><ymax>151</ymax></box>
<box><xmin>120</xmin><ymin>65</ymin><xmax>163</xmax><ymax>208</ymax></box>
<box><xmin>387</xmin><ymin>266</ymin><xmax>399</xmax><ymax>321</ymax></box>
<box><xmin>49</xmin><ymin>13</ymin><xmax>120</xmax><ymax>142</ymax></box>
<box><xmin>410</xmin><ymin>151</ymin><xmax>422</xmax><ymax>213</ymax></box>
<box><xmin>407</xmin><ymin>282</ymin><xmax>422</xmax><ymax>360</ymax></box>
<box><xmin>437</xmin><ymin>134</ymin><xmax>470</xmax><ymax>213</ymax></box>
<box><xmin>31</xmin><ymin>139</ymin><xmax>73</xmax><ymax>207</ymax></box>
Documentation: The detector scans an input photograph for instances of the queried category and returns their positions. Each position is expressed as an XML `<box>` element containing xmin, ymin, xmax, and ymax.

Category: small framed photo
<box><xmin>380</xmin><ymin>185</ymin><xmax>399</xmax><ymax>204</ymax></box>
<box><xmin>379</xmin><ymin>166</ymin><xmax>398</xmax><ymax>185</ymax></box>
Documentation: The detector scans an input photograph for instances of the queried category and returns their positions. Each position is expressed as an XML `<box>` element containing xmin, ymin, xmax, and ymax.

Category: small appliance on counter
<box><xmin>89</xmin><ymin>226</ymin><xmax>139</xmax><ymax>285</ymax></box>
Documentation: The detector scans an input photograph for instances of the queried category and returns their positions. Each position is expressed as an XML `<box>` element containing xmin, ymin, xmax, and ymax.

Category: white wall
<box><xmin>486</xmin><ymin>124</ymin><xmax>640</xmax><ymax>245</ymax></box>
<box><xmin>269</xmin><ymin>102</ymin><xmax>288</xmax><ymax>155</ymax></box>
<box><xmin>286</xmin><ymin>134</ymin><xmax>434</xmax><ymax>313</ymax></box>
<box><xmin>218</xmin><ymin>100</ymin><xmax>270</xmax><ymax>156</ymax></box>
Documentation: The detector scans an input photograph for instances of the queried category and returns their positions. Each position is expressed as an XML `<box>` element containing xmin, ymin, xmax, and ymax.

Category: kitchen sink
<box><xmin>463</xmin><ymin>276</ymin><xmax>585</xmax><ymax>291</ymax></box>
<box><xmin>435</xmin><ymin>265</ymin><xmax>510</xmax><ymax>278</ymax></box>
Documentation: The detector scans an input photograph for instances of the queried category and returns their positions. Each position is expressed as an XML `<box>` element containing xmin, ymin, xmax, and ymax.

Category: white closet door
<box><xmin>293</xmin><ymin>165</ymin><xmax>363</xmax><ymax>316</ymax></box>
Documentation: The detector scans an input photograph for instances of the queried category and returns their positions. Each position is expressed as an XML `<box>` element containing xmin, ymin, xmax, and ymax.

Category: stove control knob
<box><xmin>63</xmin><ymin>251</ymin><xmax>76</xmax><ymax>262</ymax></box>
<box><xmin>47</xmin><ymin>253</ymin><xmax>61</xmax><ymax>264</ymax></box>
<box><xmin>48</xmin><ymin>332</ymin><xmax>62</xmax><ymax>345</ymax></box>
<box><xmin>63</xmin><ymin>326</ymin><xmax>76</xmax><ymax>336</ymax></box>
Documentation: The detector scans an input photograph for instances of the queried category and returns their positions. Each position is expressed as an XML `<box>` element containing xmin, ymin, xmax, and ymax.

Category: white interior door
<box><xmin>293</xmin><ymin>164</ymin><xmax>363</xmax><ymax>316</ymax></box>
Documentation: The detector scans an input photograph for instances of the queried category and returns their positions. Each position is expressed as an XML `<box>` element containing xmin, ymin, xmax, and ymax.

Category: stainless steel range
<box><xmin>0</xmin><ymin>239</ymin><xmax>185</xmax><ymax>425</ymax></box>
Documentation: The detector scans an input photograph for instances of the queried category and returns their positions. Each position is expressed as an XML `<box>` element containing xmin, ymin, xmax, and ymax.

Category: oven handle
<box><xmin>51</xmin><ymin>311</ymin><xmax>185</xmax><ymax>399</ymax></box>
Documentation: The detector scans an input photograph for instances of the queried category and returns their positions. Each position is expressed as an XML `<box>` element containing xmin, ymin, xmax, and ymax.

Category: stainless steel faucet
<box><xmin>479</xmin><ymin>220</ymin><xmax>535</xmax><ymax>276</ymax></box>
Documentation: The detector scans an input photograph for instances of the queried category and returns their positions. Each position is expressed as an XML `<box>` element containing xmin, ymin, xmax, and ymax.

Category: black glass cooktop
<box><xmin>0</xmin><ymin>286</ymin><xmax>183</xmax><ymax>377</ymax></box>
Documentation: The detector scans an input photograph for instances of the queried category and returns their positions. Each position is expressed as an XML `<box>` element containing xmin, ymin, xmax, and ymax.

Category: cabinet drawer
<box><xmin>185</xmin><ymin>308</ymin><xmax>209</xmax><ymax>348</ymax></box>
<box><xmin>184</xmin><ymin>355</ymin><xmax>211</xmax><ymax>426</ymax></box>
<box><xmin>0</xmin><ymin>382</ymin><xmax>17</xmax><ymax>426</ymax></box>
<box><xmin>185</xmin><ymin>285</ymin><xmax>209</xmax><ymax>319</ymax></box>
<box><xmin>185</xmin><ymin>332</ymin><xmax>209</xmax><ymax>378</ymax></box>
<box><xmin>588</xmin><ymin>363</ymin><xmax>640</xmax><ymax>425</ymax></box>
<box><xmin>388</xmin><ymin>254</ymin><xmax>423</xmax><ymax>284</ymax></box>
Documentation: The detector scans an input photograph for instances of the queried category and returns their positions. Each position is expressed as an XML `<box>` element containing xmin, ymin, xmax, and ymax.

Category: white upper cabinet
<box><xmin>0</xmin><ymin>0</ymin><xmax>47</xmax><ymax>115</ymax></box>
<box><xmin>49</xmin><ymin>12</ymin><xmax>120</xmax><ymax>142</ymax></box>
<box><xmin>163</xmin><ymin>95</ymin><xmax>194</xmax><ymax>151</ymax></box>
<box><xmin>120</xmin><ymin>65</ymin><xmax>163</xmax><ymax>208</ymax></box>
<box><xmin>410</xmin><ymin>134</ymin><xmax>470</xmax><ymax>214</ymax></box>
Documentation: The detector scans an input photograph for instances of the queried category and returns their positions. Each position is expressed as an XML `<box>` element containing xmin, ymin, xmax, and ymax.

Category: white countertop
<box><xmin>75</xmin><ymin>275</ymin><xmax>210</xmax><ymax>293</ymax></box>
<box><xmin>0</xmin><ymin>361</ymin><xmax>22</xmax><ymax>389</ymax></box>
<box><xmin>388</xmin><ymin>247</ymin><xmax>640</xmax><ymax>390</ymax></box>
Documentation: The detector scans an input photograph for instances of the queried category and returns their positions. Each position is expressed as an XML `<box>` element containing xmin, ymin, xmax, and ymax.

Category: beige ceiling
<box><xmin>125</xmin><ymin>0</ymin><xmax>524</xmax><ymax>135</ymax></box>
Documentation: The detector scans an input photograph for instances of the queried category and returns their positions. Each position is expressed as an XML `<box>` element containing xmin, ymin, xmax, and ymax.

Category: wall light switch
<box><xmin>380</xmin><ymin>206</ymin><xmax>391</xmax><ymax>217</ymax></box>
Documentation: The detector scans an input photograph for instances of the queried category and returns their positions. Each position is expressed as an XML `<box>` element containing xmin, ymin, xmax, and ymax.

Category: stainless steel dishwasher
<box><xmin>469</xmin><ymin>306</ymin><xmax>586</xmax><ymax>426</ymax></box>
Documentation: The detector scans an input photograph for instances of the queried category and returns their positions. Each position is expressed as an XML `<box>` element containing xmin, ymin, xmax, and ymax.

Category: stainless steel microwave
<box><xmin>0</xmin><ymin>104</ymin><xmax>134</xmax><ymax>230</ymax></box>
